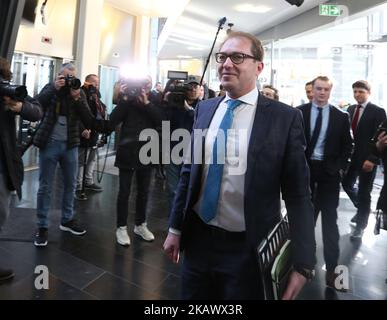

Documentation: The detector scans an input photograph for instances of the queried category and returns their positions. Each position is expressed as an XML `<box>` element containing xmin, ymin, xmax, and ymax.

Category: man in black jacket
<box><xmin>110</xmin><ymin>76</ymin><xmax>162</xmax><ymax>246</ymax></box>
<box><xmin>0</xmin><ymin>57</ymin><xmax>42</xmax><ymax>282</ymax></box>
<box><xmin>342</xmin><ymin>80</ymin><xmax>386</xmax><ymax>239</ymax></box>
<box><xmin>75</xmin><ymin>74</ymin><xmax>106</xmax><ymax>198</ymax></box>
<box><xmin>33</xmin><ymin>63</ymin><xmax>106</xmax><ymax>247</ymax></box>
<box><xmin>298</xmin><ymin>76</ymin><xmax>353</xmax><ymax>291</ymax></box>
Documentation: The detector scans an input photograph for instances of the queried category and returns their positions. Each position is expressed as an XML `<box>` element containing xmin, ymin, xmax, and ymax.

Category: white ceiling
<box><xmin>106</xmin><ymin>0</ymin><xmax>326</xmax><ymax>60</ymax></box>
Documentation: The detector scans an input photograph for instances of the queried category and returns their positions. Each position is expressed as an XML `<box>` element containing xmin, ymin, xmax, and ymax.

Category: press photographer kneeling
<box><xmin>109</xmin><ymin>75</ymin><xmax>162</xmax><ymax>246</ymax></box>
<box><xmin>0</xmin><ymin>57</ymin><xmax>42</xmax><ymax>282</ymax></box>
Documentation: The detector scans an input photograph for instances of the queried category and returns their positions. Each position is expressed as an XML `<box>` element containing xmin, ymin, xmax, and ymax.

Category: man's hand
<box><xmin>163</xmin><ymin>232</ymin><xmax>181</xmax><ymax>264</ymax></box>
<box><xmin>81</xmin><ymin>129</ymin><xmax>91</xmax><ymax>139</ymax></box>
<box><xmin>3</xmin><ymin>96</ymin><xmax>22</xmax><ymax>113</ymax></box>
<box><xmin>362</xmin><ymin>160</ymin><xmax>375</xmax><ymax>173</ymax></box>
<box><xmin>70</xmin><ymin>88</ymin><xmax>81</xmax><ymax>101</ymax></box>
<box><xmin>54</xmin><ymin>75</ymin><xmax>66</xmax><ymax>91</ymax></box>
<box><xmin>376</xmin><ymin>131</ymin><xmax>387</xmax><ymax>153</ymax></box>
<box><xmin>281</xmin><ymin>271</ymin><xmax>308</xmax><ymax>300</ymax></box>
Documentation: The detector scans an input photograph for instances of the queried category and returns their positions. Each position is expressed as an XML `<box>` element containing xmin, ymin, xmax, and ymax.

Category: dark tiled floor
<box><xmin>0</xmin><ymin>167</ymin><xmax>386</xmax><ymax>300</ymax></box>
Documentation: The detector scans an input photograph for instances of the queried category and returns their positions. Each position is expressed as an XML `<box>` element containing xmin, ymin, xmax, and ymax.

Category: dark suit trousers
<box><xmin>310</xmin><ymin>161</ymin><xmax>340</xmax><ymax>272</ymax></box>
<box><xmin>342</xmin><ymin>163</ymin><xmax>377</xmax><ymax>229</ymax></box>
<box><xmin>116</xmin><ymin>167</ymin><xmax>151</xmax><ymax>227</ymax></box>
<box><xmin>181</xmin><ymin>214</ymin><xmax>263</xmax><ymax>300</ymax></box>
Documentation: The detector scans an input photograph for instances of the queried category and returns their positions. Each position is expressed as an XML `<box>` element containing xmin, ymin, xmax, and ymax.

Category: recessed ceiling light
<box><xmin>177</xmin><ymin>55</ymin><xmax>193</xmax><ymax>59</ymax></box>
<box><xmin>234</xmin><ymin>4</ymin><xmax>272</xmax><ymax>13</ymax></box>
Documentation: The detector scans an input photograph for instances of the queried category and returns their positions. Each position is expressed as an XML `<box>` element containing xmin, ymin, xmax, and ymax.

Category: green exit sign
<box><xmin>319</xmin><ymin>4</ymin><xmax>341</xmax><ymax>17</ymax></box>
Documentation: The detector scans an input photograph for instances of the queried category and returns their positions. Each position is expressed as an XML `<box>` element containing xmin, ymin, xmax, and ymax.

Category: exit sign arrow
<box><xmin>319</xmin><ymin>4</ymin><xmax>341</xmax><ymax>17</ymax></box>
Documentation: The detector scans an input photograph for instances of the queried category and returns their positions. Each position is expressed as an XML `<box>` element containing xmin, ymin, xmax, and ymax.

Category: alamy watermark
<box><xmin>138</xmin><ymin>121</ymin><xmax>248</xmax><ymax>175</ymax></box>
<box><xmin>34</xmin><ymin>265</ymin><xmax>49</xmax><ymax>290</ymax></box>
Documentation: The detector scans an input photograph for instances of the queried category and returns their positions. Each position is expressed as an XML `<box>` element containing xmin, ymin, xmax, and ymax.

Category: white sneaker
<box><xmin>134</xmin><ymin>223</ymin><xmax>155</xmax><ymax>242</ymax></box>
<box><xmin>116</xmin><ymin>226</ymin><xmax>130</xmax><ymax>246</ymax></box>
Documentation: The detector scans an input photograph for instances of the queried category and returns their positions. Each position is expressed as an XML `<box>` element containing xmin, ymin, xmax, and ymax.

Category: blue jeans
<box><xmin>37</xmin><ymin>139</ymin><xmax>78</xmax><ymax>228</ymax></box>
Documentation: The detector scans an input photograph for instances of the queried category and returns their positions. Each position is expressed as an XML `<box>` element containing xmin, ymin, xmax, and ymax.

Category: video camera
<box><xmin>0</xmin><ymin>78</ymin><xmax>28</xmax><ymax>102</ymax></box>
<box><xmin>166</xmin><ymin>71</ymin><xmax>190</xmax><ymax>109</ymax></box>
<box><xmin>60</xmin><ymin>75</ymin><xmax>81</xmax><ymax>90</ymax></box>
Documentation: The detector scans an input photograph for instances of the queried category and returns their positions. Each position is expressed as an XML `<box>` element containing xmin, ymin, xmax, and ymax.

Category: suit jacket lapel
<box><xmin>304</xmin><ymin>103</ymin><xmax>312</xmax><ymax>140</ymax></box>
<box><xmin>245</xmin><ymin>95</ymin><xmax>272</xmax><ymax>194</ymax></box>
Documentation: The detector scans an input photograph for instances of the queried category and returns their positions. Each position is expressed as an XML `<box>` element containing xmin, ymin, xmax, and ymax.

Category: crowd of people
<box><xmin>1</xmin><ymin>30</ymin><xmax>386</xmax><ymax>300</ymax></box>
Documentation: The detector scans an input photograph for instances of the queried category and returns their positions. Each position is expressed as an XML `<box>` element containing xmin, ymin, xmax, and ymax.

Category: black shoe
<box><xmin>60</xmin><ymin>219</ymin><xmax>86</xmax><ymax>235</ymax></box>
<box><xmin>350</xmin><ymin>228</ymin><xmax>364</xmax><ymax>240</ymax></box>
<box><xmin>0</xmin><ymin>268</ymin><xmax>14</xmax><ymax>283</ymax></box>
<box><xmin>85</xmin><ymin>183</ymin><xmax>103</xmax><ymax>192</ymax></box>
<box><xmin>34</xmin><ymin>228</ymin><xmax>48</xmax><ymax>247</ymax></box>
<box><xmin>75</xmin><ymin>190</ymin><xmax>88</xmax><ymax>201</ymax></box>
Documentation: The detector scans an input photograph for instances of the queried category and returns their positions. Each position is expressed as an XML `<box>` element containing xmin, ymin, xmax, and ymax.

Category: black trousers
<box><xmin>116</xmin><ymin>167</ymin><xmax>151</xmax><ymax>227</ymax></box>
<box><xmin>310</xmin><ymin>161</ymin><xmax>340</xmax><ymax>273</ymax></box>
<box><xmin>342</xmin><ymin>163</ymin><xmax>377</xmax><ymax>229</ymax></box>
<box><xmin>181</xmin><ymin>214</ymin><xmax>263</xmax><ymax>300</ymax></box>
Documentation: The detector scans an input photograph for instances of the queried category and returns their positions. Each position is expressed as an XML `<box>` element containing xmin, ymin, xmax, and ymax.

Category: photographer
<box><xmin>75</xmin><ymin>74</ymin><xmax>107</xmax><ymax>198</ymax></box>
<box><xmin>163</xmin><ymin>77</ymin><xmax>201</xmax><ymax>213</ymax></box>
<box><xmin>0</xmin><ymin>57</ymin><xmax>42</xmax><ymax>282</ymax></box>
<box><xmin>33</xmin><ymin>63</ymin><xmax>108</xmax><ymax>247</ymax></box>
<box><xmin>109</xmin><ymin>75</ymin><xmax>162</xmax><ymax>246</ymax></box>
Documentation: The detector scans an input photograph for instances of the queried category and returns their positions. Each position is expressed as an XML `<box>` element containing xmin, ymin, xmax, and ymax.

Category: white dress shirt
<box><xmin>192</xmin><ymin>87</ymin><xmax>259</xmax><ymax>232</ymax></box>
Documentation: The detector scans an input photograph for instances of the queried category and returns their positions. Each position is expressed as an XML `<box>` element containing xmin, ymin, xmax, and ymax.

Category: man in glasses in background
<box><xmin>164</xmin><ymin>31</ymin><xmax>316</xmax><ymax>300</ymax></box>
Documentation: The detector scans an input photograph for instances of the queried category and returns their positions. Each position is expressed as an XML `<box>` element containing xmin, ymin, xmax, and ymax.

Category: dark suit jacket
<box><xmin>169</xmin><ymin>95</ymin><xmax>316</xmax><ymax>269</ymax></box>
<box><xmin>298</xmin><ymin>103</ymin><xmax>353</xmax><ymax>176</ymax></box>
<box><xmin>347</xmin><ymin>102</ymin><xmax>386</xmax><ymax>168</ymax></box>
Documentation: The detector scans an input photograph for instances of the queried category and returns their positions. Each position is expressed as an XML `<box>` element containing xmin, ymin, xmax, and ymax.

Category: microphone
<box><xmin>218</xmin><ymin>17</ymin><xmax>227</xmax><ymax>27</ymax></box>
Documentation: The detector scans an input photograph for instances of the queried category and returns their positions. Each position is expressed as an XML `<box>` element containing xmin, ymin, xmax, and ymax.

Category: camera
<box><xmin>0</xmin><ymin>79</ymin><xmax>28</xmax><ymax>101</ymax></box>
<box><xmin>61</xmin><ymin>75</ymin><xmax>81</xmax><ymax>90</ymax></box>
<box><xmin>121</xmin><ymin>78</ymin><xmax>149</xmax><ymax>99</ymax></box>
<box><xmin>83</xmin><ymin>82</ymin><xmax>98</xmax><ymax>96</ymax></box>
<box><xmin>165</xmin><ymin>70</ymin><xmax>190</xmax><ymax>109</ymax></box>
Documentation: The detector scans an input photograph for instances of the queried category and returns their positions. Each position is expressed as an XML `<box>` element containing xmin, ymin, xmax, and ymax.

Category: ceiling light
<box><xmin>177</xmin><ymin>55</ymin><xmax>193</xmax><ymax>59</ymax></box>
<box><xmin>234</xmin><ymin>4</ymin><xmax>272</xmax><ymax>13</ymax></box>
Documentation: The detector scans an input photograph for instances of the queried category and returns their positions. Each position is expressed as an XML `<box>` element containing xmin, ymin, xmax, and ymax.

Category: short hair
<box><xmin>312</xmin><ymin>76</ymin><xmax>332</xmax><ymax>87</ymax></box>
<box><xmin>85</xmin><ymin>74</ymin><xmax>98</xmax><ymax>82</ymax></box>
<box><xmin>219</xmin><ymin>31</ymin><xmax>264</xmax><ymax>62</ymax></box>
<box><xmin>60</xmin><ymin>62</ymin><xmax>76</xmax><ymax>74</ymax></box>
<box><xmin>305</xmin><ymin>81</ymin><xmax>313</xmax><ymax>87</ymax></box>
<box><xmin>262</xmin><ymin>84</ymin><xmax>279</xmax><ymax>100</ymax></box>
<box><xmin>0</xmin><ymin>57</ymin><xmax>12</xmax><ymax>81</ymax></box>
<box><xmin>352</xmin><ymin>80</ymin><xmax>371</xmax><ymax>92</ymax></box>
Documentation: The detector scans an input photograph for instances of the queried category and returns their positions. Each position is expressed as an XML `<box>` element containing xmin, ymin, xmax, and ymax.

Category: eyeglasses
<box><xmin>215</xmin><ymin>52</ymin><xmax>258</xmax><ymax>64</ymax></box>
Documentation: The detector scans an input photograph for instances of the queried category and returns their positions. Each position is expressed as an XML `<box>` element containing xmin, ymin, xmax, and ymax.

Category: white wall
<box><xmin>15</xmin><ymin>0</ymin><xmax>77</xmax><ymax>59</ymax></box>
<box><xmin>99</xmin><ymin>4</ymin><xmax>135</xmax><ymax>68</ymax></box>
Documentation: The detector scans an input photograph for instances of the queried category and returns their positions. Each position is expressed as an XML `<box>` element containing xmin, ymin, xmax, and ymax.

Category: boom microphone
<box><xmin>218</xmin><ymin>17</ymin><xmax>227</xmax><ymax>27</ymax></box>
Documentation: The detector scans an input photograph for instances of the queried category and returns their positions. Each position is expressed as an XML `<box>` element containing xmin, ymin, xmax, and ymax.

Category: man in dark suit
<box><xmin>342</xmin><ymin>80</ymin><xmax>386</xmax><ymax>239</ymax></box>
<box><xmin>298</xmin><ymin>76</ymin><xmax>353</xmax><ymax>291</ymax></box>
<box><xmin>163</xmin><ymin>31</ymin><xmax>316</xmax><ymax>300</ymax></box>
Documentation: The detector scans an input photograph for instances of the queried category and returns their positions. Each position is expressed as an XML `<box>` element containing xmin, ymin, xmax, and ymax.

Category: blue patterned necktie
<box><xmin>200</xmin><ymin>99</ymin><xmax>242</xmax><ymax>222</ymax></box>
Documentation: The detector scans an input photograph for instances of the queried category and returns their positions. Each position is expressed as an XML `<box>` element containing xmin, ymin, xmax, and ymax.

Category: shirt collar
<box><xmin>312</xmin><ymin>102</ymin><xmax>330</xmax><ymax>110</ymax></box>
<box><xmin>224</xmin><ymin>87</ymin><xmax>258</xmax><ymax>106</ymax></box>
<box><xmin>359</xmin><ymin>100</ymin><xmax>370</xmax><ymax>108</ymax></box>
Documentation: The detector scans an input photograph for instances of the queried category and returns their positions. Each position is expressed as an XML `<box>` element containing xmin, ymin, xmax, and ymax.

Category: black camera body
<box><xmin>62</xmin><ymin>75</ymin><xmax>81</xmax><ymax>90</ymax></box>
<box><xmin>166</xmin><ymin>70</ymin><xmax>190</xmax><ymax>109</ymax></box>
<box><xmin>121</xmin><ymin>79</ymin><xmax>149</xmax><ymax>99</ymax></box>
<box><xmin>0</xmin><ymin>80</ymin><xmax>28</xmax><ymax>102</ymax></box>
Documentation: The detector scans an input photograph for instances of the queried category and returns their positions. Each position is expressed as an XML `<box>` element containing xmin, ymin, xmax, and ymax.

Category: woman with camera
<box><xmin>109</xmin><ymin>75</ymin><xmax>162</xmax><ymax>246</ymax></box>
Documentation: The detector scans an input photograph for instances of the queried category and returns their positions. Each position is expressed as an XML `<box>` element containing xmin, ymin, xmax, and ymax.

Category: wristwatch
<box><xmin>294</xmin><ymin>266</ymin><xmax>315</xmax><ymax>281</ymax></box>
